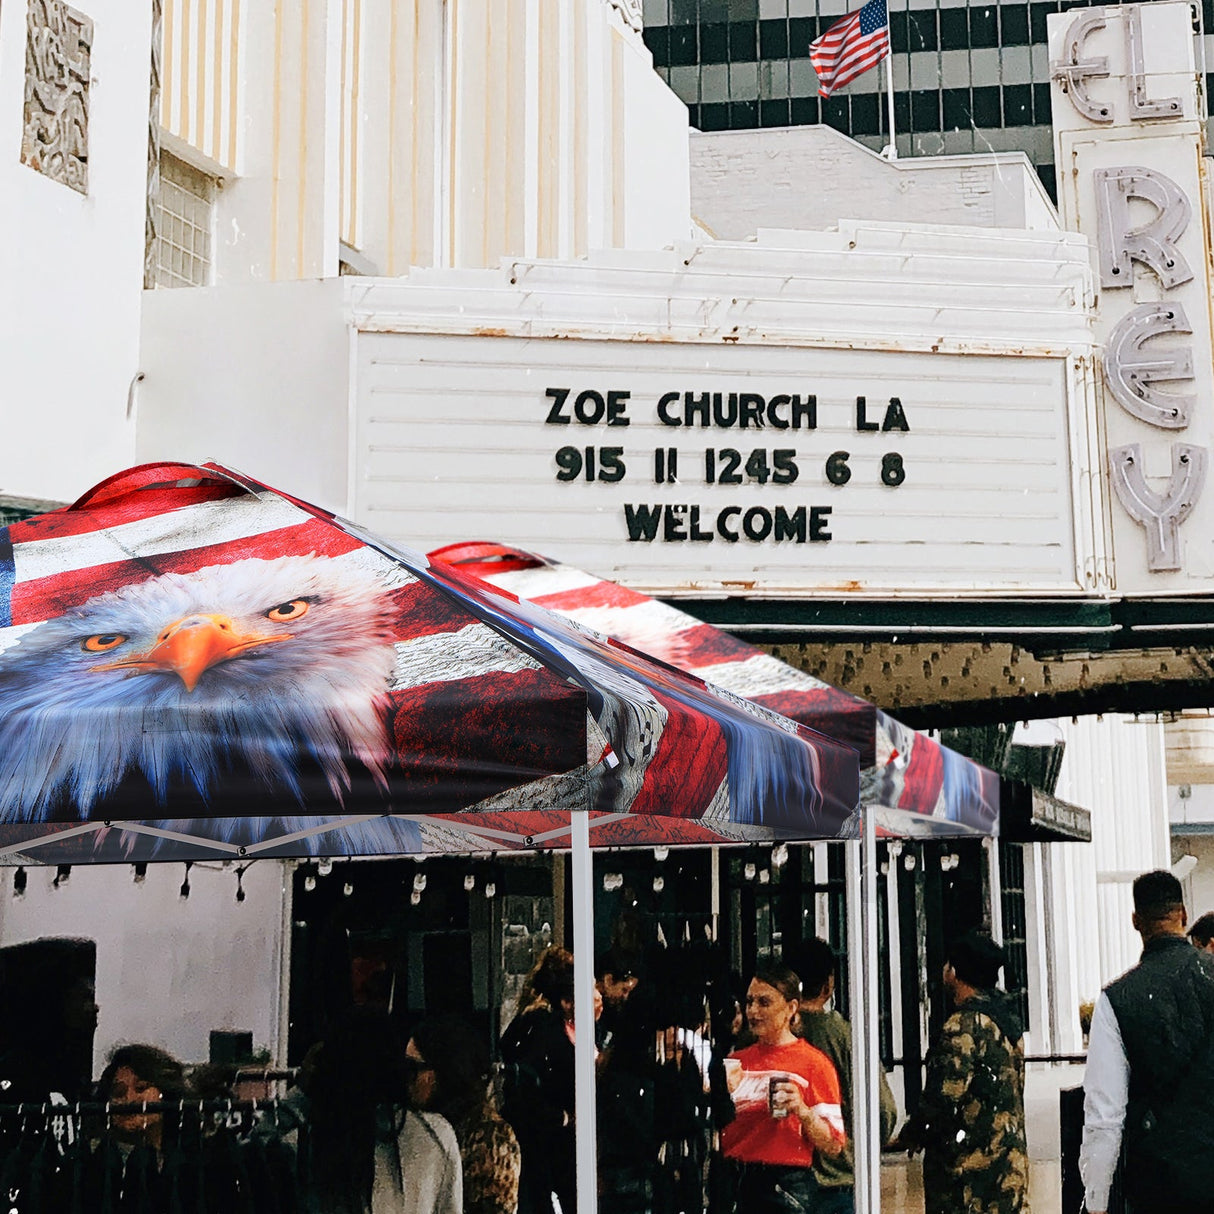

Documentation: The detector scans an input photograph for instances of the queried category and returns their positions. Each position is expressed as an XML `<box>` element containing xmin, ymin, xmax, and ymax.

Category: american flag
<box><xmin>809</xmin><ymin>0</ymin><xmax>890</xmax><ymax>98</ymax></box>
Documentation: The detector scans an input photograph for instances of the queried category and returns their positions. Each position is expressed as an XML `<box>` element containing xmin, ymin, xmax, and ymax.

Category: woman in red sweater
<box><xmin>722</xmin><ymin>964</ymin><xmax>846</xmax><ymax>1212</ymax></box>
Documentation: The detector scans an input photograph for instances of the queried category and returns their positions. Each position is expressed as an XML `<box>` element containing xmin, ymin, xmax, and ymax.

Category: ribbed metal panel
<box><xmin>160</xmin><ymin>0</ymin><xmax>241</xmax><ymax>171</ymax></box>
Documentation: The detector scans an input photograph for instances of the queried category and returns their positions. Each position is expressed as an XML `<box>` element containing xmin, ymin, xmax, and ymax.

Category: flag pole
<box><xmin>883</xmin><ymin>51</ymin><xmax>898</xmax><ymax>160</ymax></box>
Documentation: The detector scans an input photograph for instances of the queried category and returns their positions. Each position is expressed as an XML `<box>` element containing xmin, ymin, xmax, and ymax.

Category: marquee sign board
<box><xmin>1051</xmin><ymin>2</ymin><xmax>1214</xmax><ymax>587</ymax></box>
<box><xmin>354</xmin><ymin>329</ymin><xmax>1083</xmax><ymax>597</ymax></box>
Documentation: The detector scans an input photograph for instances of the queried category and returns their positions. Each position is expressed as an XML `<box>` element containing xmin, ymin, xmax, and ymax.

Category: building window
<box><xmin>153</xmin><ymin>150</ymin><xmax>214</xmax><ymax>288</ymax></box>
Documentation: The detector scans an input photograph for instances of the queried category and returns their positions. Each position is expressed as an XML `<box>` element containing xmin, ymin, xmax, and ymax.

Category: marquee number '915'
<box><xmin>554</xmin><ymin>446</ymin><xmax>626</xmax><ymax>482</ymax></box>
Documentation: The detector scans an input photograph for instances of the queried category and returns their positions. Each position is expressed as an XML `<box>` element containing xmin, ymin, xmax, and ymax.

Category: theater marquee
<box><xmin>354</xmin><ymin>327</ymin><xmax>1085</xmax><ymax>598</ymax></box>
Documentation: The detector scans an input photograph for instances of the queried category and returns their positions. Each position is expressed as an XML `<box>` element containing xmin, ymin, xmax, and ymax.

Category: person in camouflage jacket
<box><xmin>896</xmin><ymin>931</ymin><xmax>1030</xmax><ymax>1214</ymax></box>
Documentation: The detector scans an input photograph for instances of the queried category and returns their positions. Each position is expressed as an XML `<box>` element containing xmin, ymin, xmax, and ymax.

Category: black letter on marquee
<box><xmin>664</xmin><ymin>506</ymin><xmax>689</xmax><ymax>542</ymax></box>
<box><xmin>809</xmin><ymin>507</ymin><xmax>833</xmax><ymax>542</ymax></box>
<box><xmin>856</xmin><ymin>397</ymin><xmax>879</xmax><ymax>431</ymax></box>
<box><xmin>545</xmin><ymin>388</ymin><xmax>572</xmax><ymax>424</ymax></box>
<box><xmin>624</xmin><ymin>504</ymin><xmax>662</xmax><ymax>542</ymax></box>
<box><xmin>882</xmin><ymin>398</ymin><xmax>910</xmax><ymax>432</ymax></box>
<box><xmin>717</xmin><ymin>507</ymin><xmax>741</xmax><ymax>543</ymax></box>
<box><xmin>774</xmin><ymin>507</ymin><xmax>807</xmax><ymax>543</ymax></box>
<box><xmin>657</xmin><ymin>392</ymin><xmax>681</xmax><ymax>426</ymax></box>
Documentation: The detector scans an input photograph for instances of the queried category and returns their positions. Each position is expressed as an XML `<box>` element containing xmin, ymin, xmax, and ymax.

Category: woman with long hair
<box><xmin>720</xmin><ymin>964</ymin><xmax>846</xmax><ymax>1213</ymax></box>
<box><xmin>306</xmin><ymin>1007</ymin><xmax>461</xmax><ymax>1214</ymax></box>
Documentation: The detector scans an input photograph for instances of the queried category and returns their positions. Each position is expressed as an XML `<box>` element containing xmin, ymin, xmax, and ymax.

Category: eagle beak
<box><xmin>93</xmin><ymin>614</ymin><xmax>290</xmax><ymax>691</ymax></box>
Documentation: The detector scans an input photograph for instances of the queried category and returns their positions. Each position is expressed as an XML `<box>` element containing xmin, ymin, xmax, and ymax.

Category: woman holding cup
<box><xmin>721</xmin><ymin>964</ymin><xmax>846</xmax><ymax>1212</ymax></box>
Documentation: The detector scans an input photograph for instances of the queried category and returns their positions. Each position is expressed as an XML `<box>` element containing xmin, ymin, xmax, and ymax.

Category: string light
<box><xmin>317</xmin><ymin>857</ymin><xmax>333</xmax><ymax>877</ymax></box>
<box><xmin>303</xmin><ymin>872</ymin><xmax>317</xmax><ymax>893</ymax></box>
<box><xmin>771</xmin><ymin>843</ymin><xmax>789</xmax><ymax>868</ymax></box>
<box><xmin>132</xmin><ymin>863</ymin><xmax>147</xmax><ymax>885</ymax></box>
<box><xmin>235</xmin><ymin>863</ymin><xmax>249</xmax><ymax>903</ymax></box>
<box><xmin>53</xmin><ymin>865</ymin><xmax>71</xmax><ymax>889</ymax></box>
<box><xmin>12</xmin><ymin>868</ymin><xmax>26</xmax><ymax>898</ymax></box>
<box><xmin>179</xmin><ymin>862</ymin><xmax>192</xmax><ymax>900</ymax></box>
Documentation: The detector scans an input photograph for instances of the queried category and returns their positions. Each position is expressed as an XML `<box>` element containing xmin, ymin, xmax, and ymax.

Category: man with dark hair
<box><xmin>896</xmin><ymin>929</ymin><xmax>1029</xmax><ymax>1213</ymax></box>
<box><xmin>1187</xmin><ymin>909</ymin><xmax>1214</xmax><ymax>954</ymax></box>
<box><xmin>1081</xmin><ymin>869</ymin><xmax>1214</xmax><ymax>1214</ymax></box>
<box><xmin>793</xmin><ymin>938</ymin><xmax>898</xmax><ymax>1214</ymax></box>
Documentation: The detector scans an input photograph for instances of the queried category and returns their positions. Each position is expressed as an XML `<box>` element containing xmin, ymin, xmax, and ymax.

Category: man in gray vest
<box><xmin>1080</xmin><ymin>869</ymin><xmax>1214</xmax><ymax>1214</ymax></box>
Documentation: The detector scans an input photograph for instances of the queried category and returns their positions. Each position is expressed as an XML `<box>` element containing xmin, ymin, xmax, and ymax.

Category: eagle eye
<box><xmin>83</xmin><ymin>634</ymin><xmax>127</xmax><ymax>653</ymax></box>
<box><xmin>266</xmin><ymin>600</ymin><xmax>310</xmax><ymax>622</ymax></box>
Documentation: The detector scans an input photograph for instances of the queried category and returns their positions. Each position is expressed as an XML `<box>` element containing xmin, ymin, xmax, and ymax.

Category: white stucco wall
<box><xmin>0</xmin><ymin>860</ymin><xmax>287</xmax><ymax>1076</ymax></box>
<box><xmin>0</xmin><ymin>0</ymin><xmax>149</xmax><ymax>501</ymax></box>
<box><xmin>690</xmin><ymin>125</ymin><xmax>1059</xmax><ymax>240</ymax></box>
<box><xmin>136</xmin><ymin>278</ymin><xmax>350</xmax><ymax>512</ymax></box>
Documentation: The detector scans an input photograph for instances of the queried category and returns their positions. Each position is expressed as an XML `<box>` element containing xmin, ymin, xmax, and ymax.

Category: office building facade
<box><xmin>641</xmin><ymin>0</ymin><xmax>1214</xmax><ymax>197</ymax></box>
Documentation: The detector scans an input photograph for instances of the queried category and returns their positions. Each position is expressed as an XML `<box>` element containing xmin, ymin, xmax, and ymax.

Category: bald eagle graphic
<box><xmin>0</xmin><ymin>555</ymin><xmax>402</xmax><ymax>849</ymax></box>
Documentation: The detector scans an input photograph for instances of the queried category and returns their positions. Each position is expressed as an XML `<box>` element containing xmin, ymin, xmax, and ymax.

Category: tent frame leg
<box><xmin>847</xmin><ymin>810</ymin><xmax>882</xmax><ymax>1214</ymax></box>
<box><xmin>571</xmin><ymin>811</ymin><xmax>598</xmax><ymax>1214</ymax></box>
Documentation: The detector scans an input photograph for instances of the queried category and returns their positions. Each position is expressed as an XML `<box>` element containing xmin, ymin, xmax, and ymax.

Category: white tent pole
<box><xmin>571</xmin><ymin>810</ymin><xmax>598</xmax><ymax>1214</ymax></box>
<box><xmin>862</xmin><ymin>805</ymin><xmax>882</xmax><ymax>1212</ymax></box>
<box><xmin>845</xmin><ymin>838</ymin><xmax>871</xmax><ymax>1214</ymax></box>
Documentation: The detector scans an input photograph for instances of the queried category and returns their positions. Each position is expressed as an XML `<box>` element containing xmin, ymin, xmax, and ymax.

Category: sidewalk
<box><xmin>878</xmin><ymin>1062</ymin><xmax>1083</xmax><ymax>1214</ymax></box>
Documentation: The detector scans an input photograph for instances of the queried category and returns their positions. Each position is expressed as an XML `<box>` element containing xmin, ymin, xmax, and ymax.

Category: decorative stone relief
<box><xmin>608</xmin><ymin>0</ymin><xmax>643</xmax><ymax>34</ymax></box>
<box><xmin>146</xmin><ymin>0</ymin><xmax>163</xmax><ymax>287</ymax></box>
<box><xmin>21</xmin><ymin>0</ymin><xmax>93</xmax><ymax>195</ymax></box>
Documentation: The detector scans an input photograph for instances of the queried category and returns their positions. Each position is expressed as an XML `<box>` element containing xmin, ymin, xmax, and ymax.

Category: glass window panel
<box><xmin>699</xmin><ymin>100</ymin><xmax>732</xmax><ymax>128</ymax></box>
<box><xmin>910</xmin><ymin>88</ymin><xmax>941</xmax><ymax>132</ymax></box>
<box><xmin>700</xmin><ymin>22</ymin><xmax>729</xmax><ymax>61</ymax></box>
<box><xmin>669</xmin><ymin>24</ymin><xmax>698</xmax><ymax>64</ymax></box>
<box><xmin>1029</xmin><ymin>2</ymin><xmax>1053</xmax><ymax>46</ymax></box>
<box><xmin>938</xmin><ymin>6</ymin><xmax>968</xmax><ymax>51</ymax></box>
<box><xmin>788</xmin><ymin>15</ymin><xmax>816</xmax><ymax>53</ymax></box>
<box><xmin>969</xmin><ymin>5</ymin><xmax>998</xmax><ymax>49</ymax></box>
<box><xmin>1001</xmin><ymin>4</ymin><xmax>1030</xmax><ymax>45</ymax></box>
<box><xmin>791</xmin><ymin>94</ymin><xmax>820</xmax><ymax>123</ymax></box>
<box><xmin>729</xmin><ymin>98</ymin><xmax>759</xmax><ymax>126</ymax></box>
<box><xmin>1003</xmin><ymin>82</ymin><xmax>1032</xmax><ymax>125</ymax></box>
<box><xmin>759</xmin><ymin>17</ymin><xmax>788</xmax><ymax>56</ymax></box>
<box><xmin>888</xmin><ymin>9</ymin><xmax>908</xmax><ymax>52</ymax></box>
<box><xmin>943</xmin><ymin>86</ymin><xmax>972</xmax><ymax>130</ymax></box>
<box><xmin>906</xmin><ymin>9</ymin><xmax>939</xmax><ymax>51</ymax></box>
<box><xmin>1032</xmin><ymin>81</ymin><xmax>1052</xmax><ymax>123</ymax></box>
<box><xmin>821</xmin><ymin>93</ymin><xmax>849</xmax><ymax>130</ymax></box>
<box><xmin>851</xmin><ymin>90</ymin><xmax>881</xmax><ymax>135</ymax></box>
<box><xmin>729</xmin><ymin>20</ymin><xmax>758</xmax><ymax>59</ymax></box>
<box><xmin>760</xmin><ymin>97</ymin><xmax>791</xmax><ymax>125</ymax></box>
<box><xmin>971</xmin><ymin>84</ymin><xmax>1001</xmax><ymax>126</ymax></box>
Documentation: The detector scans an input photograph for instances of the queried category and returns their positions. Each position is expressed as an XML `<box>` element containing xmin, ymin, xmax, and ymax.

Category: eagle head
<box><xmin>0</xmin><ymin>554</ymin><xmax>400</xmax><ymax>826</ymax></box>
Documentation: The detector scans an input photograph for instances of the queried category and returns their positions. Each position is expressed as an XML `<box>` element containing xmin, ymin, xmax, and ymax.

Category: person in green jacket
<box><xmin>793</xmin><ymin>938</ymin><xmax>899</xmax><ymax>1214</ymax></box>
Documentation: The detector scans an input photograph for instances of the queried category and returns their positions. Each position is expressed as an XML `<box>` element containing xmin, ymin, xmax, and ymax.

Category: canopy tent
<box><xmin>0</xmin><ymin>461</ymin><xmax>880</xmax><ymax>1213</ymax></box>
<box><xmin>428</xmin><ymin>542</ymin><xmax>1002</xmax><ymax>837</ymax></box>
<box><xmin>0</xmin><ymin>462</ymin><xmax>860</xmax><ymax>864</ymax></box>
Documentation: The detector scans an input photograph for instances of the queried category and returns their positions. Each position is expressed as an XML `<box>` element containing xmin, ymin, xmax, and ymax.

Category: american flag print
<box><xmin>0</xmin><ymin>463</ymin><xmax>859</xmax><ymax>863</ymax></box>
<box><xmin>809</xmin><ymin>0</ymin><xmax>890</xmax><ymax>98</ymax></box>
<box><xmin>433</xmin><ymin>543</ymin><xmax>999</xmax><ymax>839</ymax></box>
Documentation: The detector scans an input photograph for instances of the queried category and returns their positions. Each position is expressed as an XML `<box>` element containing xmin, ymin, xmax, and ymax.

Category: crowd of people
<box><xmin>0</xmin><ymin>923</ymin><xmax>1053</xmax><ymax>1214</ymax></box>
<box><xmin>7</xmin><ymin>866</ymin><xmax>1214</xmax><ymax>1213</ymax></box>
